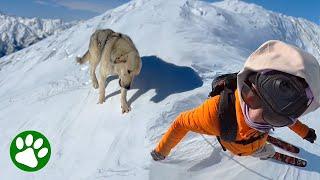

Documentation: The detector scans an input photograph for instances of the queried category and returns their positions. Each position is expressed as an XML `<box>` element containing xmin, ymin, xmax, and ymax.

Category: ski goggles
<box><xmin>241</xmin><ymin>78</ymin><xmax>312</xmax><ymax>127</ymax></box>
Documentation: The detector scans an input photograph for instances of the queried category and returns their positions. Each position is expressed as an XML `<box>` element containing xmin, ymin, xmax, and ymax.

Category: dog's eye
<box><xmin>128</xmin><ymin>70</ymin><xmax>131</xmax><ymax>74</ymax></box>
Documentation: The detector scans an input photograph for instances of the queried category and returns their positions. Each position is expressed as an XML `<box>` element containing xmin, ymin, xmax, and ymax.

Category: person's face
<box><xmin>241</xmin><ymin>75</ymin><xmax>303</xmax><ymax>127</ymax></box>
<box><xmin>248</xmin><ymin>107</ymin><xmax>267</xmax><ymax>124</ymax></box>
<box><xmin>247</xmin><ymin>84</ymin><xmax>269</xmax><ymax>125</ymax></box>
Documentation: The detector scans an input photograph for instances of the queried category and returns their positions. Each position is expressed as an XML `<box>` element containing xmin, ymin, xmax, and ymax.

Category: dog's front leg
<box><xmin>98</xmin><ymin>37</ymin><xmax>115</xmax><ymax>104</ymax></box>
<box><xmin>90</xmin><ymin>63</ymin><xmax>99</xmax><ymax>89</ymax></box>
<box><xmin>98</xmin><ymin>73</ymin><xmax>107</xmax><ymax>104</ymax></box>
<box><xmin>121</xmin><ymin>87</ymin><xmax>131</xmax><ymax>113</ymax></box>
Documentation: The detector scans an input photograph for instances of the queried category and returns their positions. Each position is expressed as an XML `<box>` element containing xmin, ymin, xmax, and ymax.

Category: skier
<box><xmin>151</xmin><ymin>40</ymin><xmax>319</xmax><ymax>161</ymax></box>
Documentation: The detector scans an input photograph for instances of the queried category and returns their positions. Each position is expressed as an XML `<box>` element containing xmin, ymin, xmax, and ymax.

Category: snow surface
<box><xmin>0</xmin><ymin>0</ymin><xmax>320</xmax><ymax>179</ymax></box>
<box><xmin>0</xmin><ymin>12</ymin><xmax>76</xmax><ymax>57</ymax></box>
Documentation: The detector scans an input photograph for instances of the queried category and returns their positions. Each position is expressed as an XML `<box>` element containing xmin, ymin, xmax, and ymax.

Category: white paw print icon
<box><xmin>15</xmin><ymin>134</ymin><xmax>48</xmax><ymax>168</ymax></box>
<box><xmin>11</xmin><ymin>131</ymin><xmax>51</xmax><ymax>171</ymax></box>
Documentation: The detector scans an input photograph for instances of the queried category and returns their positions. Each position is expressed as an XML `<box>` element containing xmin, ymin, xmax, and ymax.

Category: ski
<box><xmin>267</xmin><ymin>135</ymin><xmax>300</xmax><ymax>154</ymax></box>
<box><xmin>272</xmin><ymin>152</ymin><xmax>307</xmax><ymax>167</ymax></box>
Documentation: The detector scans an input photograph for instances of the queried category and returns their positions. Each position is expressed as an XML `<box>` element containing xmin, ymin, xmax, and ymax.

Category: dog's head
<box><xmin>115</xmin><ymin>53</ymin><xmax>142</xmax><ymax>90</ymax></box>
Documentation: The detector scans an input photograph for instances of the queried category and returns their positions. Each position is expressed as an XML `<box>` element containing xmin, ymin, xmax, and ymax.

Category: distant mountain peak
<box><xmin>0</xmin><ymin>13</ymin><xmax>76</xmax><ymax>58</ymax></box>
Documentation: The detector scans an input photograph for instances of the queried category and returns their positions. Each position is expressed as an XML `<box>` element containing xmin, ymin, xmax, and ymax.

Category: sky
<box><xmin>0</xmin><ymin>0</ymin><xmax>129</xmax><ymax>21</ymax></box>
<box><xmin>0</xmin><ymin>0</ymin><xmax>319</xmax><ymax>24</ymax></box>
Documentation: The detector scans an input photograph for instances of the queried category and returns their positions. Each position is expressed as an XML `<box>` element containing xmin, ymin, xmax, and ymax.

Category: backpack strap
<box><xmin>234</xmin><ymin>132</ymin><xmax>266</xmax><ymax>145</ymax></box>
<box><xmin>216</xmin><ymin>136</ymin><xmax>227</xmax><ymax>151</ymax></box>
<box><xmin>209</xmin><ymin>72</ymin><xmax>238</xmax><ymax>97</ymax></box>
<box><xmin>215</xmin><ymin>75</ymin><xmax>267</xmax><ymax>152</ymax></box>
<box><xmin>218</xmin><ymin>88</ymin><xmax>237</xmax><ymax>141</ymax></box>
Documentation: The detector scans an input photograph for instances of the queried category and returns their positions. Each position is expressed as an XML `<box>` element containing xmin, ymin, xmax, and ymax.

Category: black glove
<box><xmin>150</xmin><ymin>150</ymin><xmax>165</xmax><ymax>161</ymax></box>
<box><xmin>304</xmin><ymin>128</ymin><xmax>317</xmax><ymax>143</ymax></box>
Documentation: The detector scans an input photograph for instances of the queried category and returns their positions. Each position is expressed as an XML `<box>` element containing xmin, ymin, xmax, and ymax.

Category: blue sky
<box><xmin>242</xmin><ymin>0</ymin><xmax>320</xmax><ymax>25</ymax></box>
<box><xmin>0</xmin><ymin>0</ymin><xmax>129</xmax><ymax>21</ymax></box>
<box><xmin>0</xmin><ymin>0</ymin><xmax>319</xmax><ymax>24</ymax></box>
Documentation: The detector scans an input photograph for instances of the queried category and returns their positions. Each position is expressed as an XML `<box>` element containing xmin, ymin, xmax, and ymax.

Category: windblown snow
<box><xmin>0</xmin><ymin>12</ymin><xmax>75</xmax><ymax>58</ymax></box>
<box><xmin>0</xmin><ymin>0</ymin><xmax>320</xmax><ymax>179</ymax></box>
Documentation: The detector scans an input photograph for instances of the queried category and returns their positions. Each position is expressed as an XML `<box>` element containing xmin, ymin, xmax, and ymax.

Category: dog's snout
<box><xmin>125</xmin><ymin>84</ymin><xmax>131</xmax><ymax>90</ymax></box>
<box><xmin>119</xmin><ymin>79</ymin><xmax>130</xmax><ymax>90</ymax></box>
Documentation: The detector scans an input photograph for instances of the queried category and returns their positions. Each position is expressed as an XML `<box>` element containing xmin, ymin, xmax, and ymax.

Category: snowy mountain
<box><xmin>0</xmin><ymin>12</ymin><xmax>76</xmax><ymax>57</ymax></box>
<box><xmin>0</xmin><ymin>0</ymin><xmax>320</xmax><ymax>179</ymax></box>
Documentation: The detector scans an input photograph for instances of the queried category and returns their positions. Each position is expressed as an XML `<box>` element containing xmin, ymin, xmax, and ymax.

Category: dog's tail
<box><xmin>76</xmin><ymin>50</ymin><xmax>91</xmax><ymax>64</ymax></box>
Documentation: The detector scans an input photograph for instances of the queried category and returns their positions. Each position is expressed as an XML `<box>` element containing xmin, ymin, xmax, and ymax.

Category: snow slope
<box><xmin>0</xmin><ymin>0</ymin><xmax>320</xmax><ymax>179</ymax></box>
<box><xmin>0</xmin><ymin>12</ymin><xmax>75</xmax><ymax>58</ymax></box>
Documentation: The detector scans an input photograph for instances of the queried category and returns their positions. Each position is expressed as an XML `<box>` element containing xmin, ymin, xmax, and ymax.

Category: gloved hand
<box><xmin>150</xmin><ymin>150</ymin><xmax>165</xmax><ymax>161</ymax></box>
<box><xmin>304</xmin><ymin>128</ymin><xmax>317</xmax><ymax>143</ymax></box>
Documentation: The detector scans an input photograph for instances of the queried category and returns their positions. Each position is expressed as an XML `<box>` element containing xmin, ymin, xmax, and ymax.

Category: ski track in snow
<box><xmin>0</xmin><ymin>0</ymin><xmax>320</xmax><ymax>179</ymax></box>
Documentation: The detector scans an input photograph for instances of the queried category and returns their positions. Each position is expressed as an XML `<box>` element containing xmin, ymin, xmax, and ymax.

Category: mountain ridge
<box><xmin>0</xmin><ymin>12</ymin><xmax>76</xmax><ymax>57</ymax></box>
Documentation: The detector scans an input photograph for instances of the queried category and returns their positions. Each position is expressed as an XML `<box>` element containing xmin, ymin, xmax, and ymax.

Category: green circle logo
<box><xmin>10</xmin><ymin>130</ymin><xmax>51</xmax><ymax>172</ymax></box>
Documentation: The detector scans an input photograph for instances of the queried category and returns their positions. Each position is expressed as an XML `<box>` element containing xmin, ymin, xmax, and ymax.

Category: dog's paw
<box><xmin>121</xmin><ymin>104</ymin><xmax>131</xmax><ymax>113</ymax></box>
<box><xmin>98</xmin><ymin>98</ymin><xmax>105</xmax><ymax>104</ymax></box>
<box><xmin>92</xmin><ymin>81</ymin><xmax>99</xmax><ymax>89</ymax></box>
<box><xmin>76</xmin><ymin>57</ymin><xmax>83</xmax><ymax>64</ymax></box>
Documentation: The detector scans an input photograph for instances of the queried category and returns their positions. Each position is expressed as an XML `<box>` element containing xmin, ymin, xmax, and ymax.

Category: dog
<box><xmin>77</xmin><ymin>29</ymin><xmax>118</xmax><ymax>89</ymax></box>
<box><xmin>76</xmin><ymin>29</ymin><xmax>142</xmax><ymax>113</ymax></box>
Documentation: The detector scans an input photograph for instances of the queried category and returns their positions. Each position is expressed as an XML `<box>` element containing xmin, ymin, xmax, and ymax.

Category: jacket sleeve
<box><xmin>288</xmin><ymin>120</ymin><xmax>310</xmax><ymax>138</ymax></box>
<box><xmin>155</xmin><ymin>96</ymin><xmax>221</xmax><ymax>156</ymax></box>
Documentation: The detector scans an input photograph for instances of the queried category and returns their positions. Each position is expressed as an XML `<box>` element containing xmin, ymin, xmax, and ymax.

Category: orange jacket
<box><xmin>155</xmin><ymin>89</ymin><xmax>310</xmax><ymax>157</ymax></box>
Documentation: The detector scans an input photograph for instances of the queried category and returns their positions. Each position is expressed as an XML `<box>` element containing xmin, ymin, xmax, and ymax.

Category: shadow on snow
<box><xmin>105</xmin><ymin>55</ymin><xmax>203</xmax><ymax>104</ymax></box>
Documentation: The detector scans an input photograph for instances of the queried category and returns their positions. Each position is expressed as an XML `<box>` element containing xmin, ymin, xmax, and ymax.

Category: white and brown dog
<box><xmin>77</xmin><ymin>29</ymin><xmax>142</xmax><ymax>113</ymax></box>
